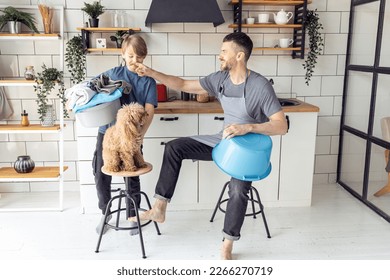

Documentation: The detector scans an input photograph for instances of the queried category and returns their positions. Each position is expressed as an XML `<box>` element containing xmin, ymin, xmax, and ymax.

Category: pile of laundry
<box><xmin>65</xmin><ymin>74</ymin><xmax>132</xmax><ymax>113</ymax></box>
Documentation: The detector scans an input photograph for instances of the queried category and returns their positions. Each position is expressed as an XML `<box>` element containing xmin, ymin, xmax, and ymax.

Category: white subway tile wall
<box><xmin>0</xmin><ymin>0</ymin><xmax>352</xmax><ymax>191</ymax></box>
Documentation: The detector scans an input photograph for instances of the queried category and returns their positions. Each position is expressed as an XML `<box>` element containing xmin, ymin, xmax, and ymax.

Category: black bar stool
<box><xmin>210</xmin><ymin>181</ymin><xmax>271</xmax><ymax>239</ymax></box>
<box><xmin>95</xmin><ymin>162</ymin><xmax>161</xmax><ymax>258</ymax></box>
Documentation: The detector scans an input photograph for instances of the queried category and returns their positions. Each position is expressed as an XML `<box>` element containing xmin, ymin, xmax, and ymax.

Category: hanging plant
<box><xmin>65</xmin><ymin>35</ymin><xmax>86</xmax><ymax>85</ymax></box>
<box><xmin>303</xmin><ymin>9</ymin><xmax>324</xmax><ymax>86</ymax></box>
<box><xmin>34</xmin><ymin>64</ymin><xmax>69</xmax><ymax>122</ymax></box>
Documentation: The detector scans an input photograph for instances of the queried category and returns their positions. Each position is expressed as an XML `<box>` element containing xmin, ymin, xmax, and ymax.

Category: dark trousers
<box><xmin>155</xmin><ymin>137</ymin><xmax>251</xmax><ymax>241</ymax></box>
<box><xmin>93</xmin><ymin>132</ymin><xmax>141</xmax><ymax>216</ymax></box>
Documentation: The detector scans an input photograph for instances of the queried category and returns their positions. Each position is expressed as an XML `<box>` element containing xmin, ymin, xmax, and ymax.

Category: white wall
<box><xmin>0</xmin><ymin>0</ymin><xmax>352</xmax><ymax>191</ymax></box>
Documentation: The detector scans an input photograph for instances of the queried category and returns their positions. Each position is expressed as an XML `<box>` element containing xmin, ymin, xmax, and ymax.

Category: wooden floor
<box><xmin>0</xmin><ymin>183</ymin><xmax>390</xmax><ymax>260</ymax></box>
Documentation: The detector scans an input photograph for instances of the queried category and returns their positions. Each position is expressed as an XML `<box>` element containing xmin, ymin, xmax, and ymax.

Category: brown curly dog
<box><xmin>103</xmin><ymin>103</ymin><xmax>148</xmax><ymax>172</ymax></box>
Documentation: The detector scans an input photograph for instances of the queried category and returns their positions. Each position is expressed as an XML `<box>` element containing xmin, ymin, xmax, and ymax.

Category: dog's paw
<box><xmin>125</xmin><ymin>166</ymin><xmax>137</xmax><ymax>172</ymax></box>
<box><xmin>106</xmin><ymin>165</ymin><xmax>120</xmax><ymax>173</ymax></box>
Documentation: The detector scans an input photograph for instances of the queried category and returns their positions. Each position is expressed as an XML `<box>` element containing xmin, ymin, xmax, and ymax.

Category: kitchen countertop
<box><xmin>155</xmin><ymin>99</ymin><xmax>319</xmax><ymax>114</ymax></box>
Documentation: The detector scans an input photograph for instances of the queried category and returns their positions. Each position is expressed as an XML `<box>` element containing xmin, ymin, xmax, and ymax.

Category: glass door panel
<box><xmin>372</xmin><ymin>74</ymin><xmax>390</xmax><ymax>141</ymax></box>
<box><xmin>349</xmin><ymin>1</ymin><xmax>380</xmax><ymax>66</ymax></box>
<box><xmin>343</xmin><ymin>71</ymin><xmax>373</xmax><ymax>133</ymax></box>
<box><xmin>339</xmin><ymin>131</ymin><xmax>367</xmax><ymax>195</ymax></box>
<box><xmin>379</xmin><ymin>1</ymin><xmax>390</xmax><ymax>66</ymax></box>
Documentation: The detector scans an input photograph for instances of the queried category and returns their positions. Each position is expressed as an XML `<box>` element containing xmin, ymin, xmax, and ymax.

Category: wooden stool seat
<box><xmin>101</xmin><ymin>162</ymin><xmax>153</xmax><ymax>177</ymax></box>
<box><xmin>95</xmin><ymin>162</ymin><xmax>160</xmax><ymax>258</ymax></box>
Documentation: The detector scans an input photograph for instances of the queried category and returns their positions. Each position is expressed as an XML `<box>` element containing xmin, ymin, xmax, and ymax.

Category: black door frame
<box><xmin>338</xmin><ymin>0</ymin><xmax>390</xmax><ymax>222</ymax></box>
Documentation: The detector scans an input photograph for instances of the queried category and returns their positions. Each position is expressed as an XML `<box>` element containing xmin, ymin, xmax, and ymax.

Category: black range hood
<box><xmin>145</xmin><ymin>0</ymin><xmax>225</xmax><ymax>27</ymax></box>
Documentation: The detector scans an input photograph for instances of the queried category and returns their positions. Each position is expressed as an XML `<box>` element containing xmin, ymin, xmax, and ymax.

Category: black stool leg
<box><xmin>124</xmin><ymin>190</ymin><xmax>147</xmax><ymax>259</ymax></box>
<box><xmin>251</xmin><ymin>187</ymin><xmax>271</xmax><ymax>238</ymax></box>
<box><xmin>210</xmin><ymin>181</ymin><xmax>229</xmax><ymax>222</ymax></box>
<box><xmin>249</xmin><ymin>187</ymin><xmax>257</xmax><ymax>219</ymax></box>
<box><xmin>115</xmin><ymin>190</ymin><xmax>124</xmax><ymax>229</ymax></box>
<box><xmin>95</xmin><ymin>195</ymin><xmax>119</xmax><ymax>253</ymax></box>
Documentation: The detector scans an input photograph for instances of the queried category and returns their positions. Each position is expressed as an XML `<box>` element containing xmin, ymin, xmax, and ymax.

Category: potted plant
<box><xmin>81</xmin><ymin>1</ymin><xmax>105</xmax><ymax>28</ymax></box>
<box><xmin>34</xmin><ymin>64</ymin><xmax>68</xmax><ymax>125</ymax></box>
<box><xmin>65</xmin><ymin>35</ymin><xmax>86</xmax><ymax>85</ymax></box>
<box><xmin>0</xmin><ymin>6</ymin><xmax>39</xmax><ymax>34</ymax></box>
<box><xmin>303</xmin><ymin>9</ymin><xmax>324</xmax><ymax>86</ymax></box>
<box><xmin>110</xmin><ymin>30</ymin><xmax>129</xmax><ymax>48</ymax></box>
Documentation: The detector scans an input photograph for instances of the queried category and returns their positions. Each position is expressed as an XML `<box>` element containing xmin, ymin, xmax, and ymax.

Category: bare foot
<box><xmin>221</xmin><ymin>239</ymin><xmax>233</xmax><ymax>260</ymax></box>
<box><xmin>128</xmin><ymin>199</ymin><xmax>167</xmax><ymax>223</ymax></box>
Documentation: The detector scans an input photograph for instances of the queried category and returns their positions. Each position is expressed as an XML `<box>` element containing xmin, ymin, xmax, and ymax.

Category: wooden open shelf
<box><xmin>0</xmin><ymin>166</ymin><xmax>68</xmax><ymax>181</ymax></box>
<box><xmin>76</xmin><ymin>27</ymin><xmax>141</xmax><ymax>32</ymax></box>
<box><xmin>229</xmin><ymin>0</ymin><xmax>312</xmax><ymax>5</ymax></box>
<box><xmin>77</xmin><ymin>27</ymin><xmax>141</xmax><ymax>53</ymax></box>
<box><xmin>86</xmin><ymin>48</ymin><xmax>121</xmax><ymax>52</ymax></box>
<box><xmin>0</xmin><ymin>33</ymin><xmax>61</xmax><ymax>40</ymax></box>
<box><xmin>0</xmin><ymin>79</ymin><xmax>35</xmax><ymax>86</ymax></box>
<box><xmin>0</xmin><ymin>124</ymin><xmax>62</xmax><ymax>132</ymax></box>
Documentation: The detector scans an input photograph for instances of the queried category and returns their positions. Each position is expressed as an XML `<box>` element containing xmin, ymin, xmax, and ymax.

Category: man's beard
<box><xmin>220</xmin><ymin>60</ymin><xmax>232</xmax><ymax>71</ymax></box>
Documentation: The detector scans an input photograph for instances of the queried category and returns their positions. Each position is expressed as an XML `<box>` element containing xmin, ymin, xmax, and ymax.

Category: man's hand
<box><xmin>222</xmin><ymin>124</ymin><xmax>250</xmax><ymax>140</ymax></box>
<box><xmin>135</xmin><ymin>62</ymin><xmax>149</xmax><ymax>77</ymax></box>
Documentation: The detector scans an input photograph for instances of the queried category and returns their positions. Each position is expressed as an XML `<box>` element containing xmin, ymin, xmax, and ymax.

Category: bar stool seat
<box><xmin>95</xmin><ymin>162</ymin><xmax>160</xmax><ymax>258</ymax></box>
<box><xmin>210</xmin><ymin>181</ymin><xmax>271</xmax><ymax>239</ymax></box>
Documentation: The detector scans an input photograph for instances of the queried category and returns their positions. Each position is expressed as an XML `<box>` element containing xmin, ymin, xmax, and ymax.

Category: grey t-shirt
<box><xmin>199</xmin><ymin>70</ymin><xmax>281</xmax><ymax>123</ymax></box>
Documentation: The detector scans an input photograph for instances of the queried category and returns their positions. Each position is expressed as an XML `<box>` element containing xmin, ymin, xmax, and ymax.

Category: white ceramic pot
<box><xmin>8</xmin><ymin>21</ymin><xmax>22</xmax><ymax>34</ymax></box>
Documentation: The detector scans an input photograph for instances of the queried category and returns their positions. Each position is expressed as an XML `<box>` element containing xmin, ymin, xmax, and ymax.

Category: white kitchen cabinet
<box><xmin>147</xmin><ymin>114</ymin><xmax>198</xmax><ymax>138</ymax></box>
<box><xmin>278</xmin><ymin>112</ymin><xmax>318</xmax><ymax>206</ymax></box>
<box><xmin>143</xmin><ymin>113</ymin><xmax>198</xmax><ymax>210</ymax></box>
<box><xmin>142</xmin><ymin>138</ymin><xmax>198</xmax><ymax>210</ymax></box>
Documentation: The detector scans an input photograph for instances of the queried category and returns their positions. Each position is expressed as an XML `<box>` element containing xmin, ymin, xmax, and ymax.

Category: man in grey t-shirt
<box><xmin>132</xmin><ymin>32</ymin><xmax>288</xmax><ymax>259</ymax></box>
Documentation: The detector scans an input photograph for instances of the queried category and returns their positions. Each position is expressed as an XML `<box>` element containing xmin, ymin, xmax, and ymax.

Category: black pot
<box><xmin>14</xmin><ymin>155</ymin><xmax>35</xmax><ymax>173</ymax></box>
<box><xmin>89</xmin><ymin>18</ymin><xmax>99</xmax><ymax>28</ymax></box>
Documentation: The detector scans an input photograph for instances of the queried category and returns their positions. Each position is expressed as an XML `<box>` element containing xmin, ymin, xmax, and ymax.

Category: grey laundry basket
<box><xmin>76</xmin><ymin>99</ymin><xmax>121</xmax><ymax>128</ymax></box>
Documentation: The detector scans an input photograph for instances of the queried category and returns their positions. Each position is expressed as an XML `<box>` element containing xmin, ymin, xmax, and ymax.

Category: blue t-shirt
<box><xmin>98</xmin><ymin>66</ymin><xmax>157</xmax><ymax>134</ymax></box>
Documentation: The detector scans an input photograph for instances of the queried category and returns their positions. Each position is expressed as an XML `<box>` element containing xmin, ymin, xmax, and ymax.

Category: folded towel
<box><xmin>65</xmin><ymin>81</ymin><xmax>97</xmax><ymax>110</ymax></box>
<box><xmin>74</xmin><ymin>88</ymin><xmax>123</xmax><ymax>113</ymax></box>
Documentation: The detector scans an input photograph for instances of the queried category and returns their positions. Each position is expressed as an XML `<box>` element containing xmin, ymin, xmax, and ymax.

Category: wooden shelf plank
<box><xmin>0</xmin><ymin>79</ymin><xmax>35</xmax><ymax>86</ymax></box>
<box><xmin>0</xmin><ymin>124</ymin><xmax>62</xmax><ymax>133</ymax></box>
<box><xmin>0</xmin><ymin>33</ymin><xmax>61</xmax><ymax>40</ymax></box>
<box><xmin>86</xmin><ymin>48</ymin><xmax>121</xmax><ymax>52</ymax></box>
<box><xmin>229</xmin><ymin>23</ymin><xmax>302</xmax><ymax>28</ymax></box>
<box><xmin>0</xmin><ymin>166</ymin><xmax>68</xmax><ymax>181</ymax></box>
<box><xmin>76</xmin><ymin>27</ymin><xmax>141</xmax><ymax>32</ymax></box>
<box><xmin>229</xmin><ymin>0</ymin><xmax>312</xmax><ymax>5</ymax></box>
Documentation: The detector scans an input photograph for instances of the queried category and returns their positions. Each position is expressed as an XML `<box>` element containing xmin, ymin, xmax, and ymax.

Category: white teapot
<box><xmin>273</xmin><ymin>9</ymin><xmax>293</xmax><ymax>25</ymax></box>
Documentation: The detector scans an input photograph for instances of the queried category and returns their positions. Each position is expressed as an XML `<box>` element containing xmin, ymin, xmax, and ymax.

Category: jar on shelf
<box><xmin>41</xmin><ymin>104</ymin><xmax>56</xmax><ymax>127</ymax></box>
<box><xmin>24</xmin><ymin>66</ymin><xmax>35</xmax><ymax>80</ymax></box>
<box><xmin>21</xmin><ymin>110</ymin><xmax>30</xmax><ymax>126</ymax></box>
<box><xmin>14</xmin><ymin>155</ymin><xmax>35</xmax><ymax>173</ymax></box>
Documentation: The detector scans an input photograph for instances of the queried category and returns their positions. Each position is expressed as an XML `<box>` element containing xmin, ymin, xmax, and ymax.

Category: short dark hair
<box><xmin>223</xmin><ymin>32</ymin><xmax>253</xmax><ymax>61</ymax></box>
